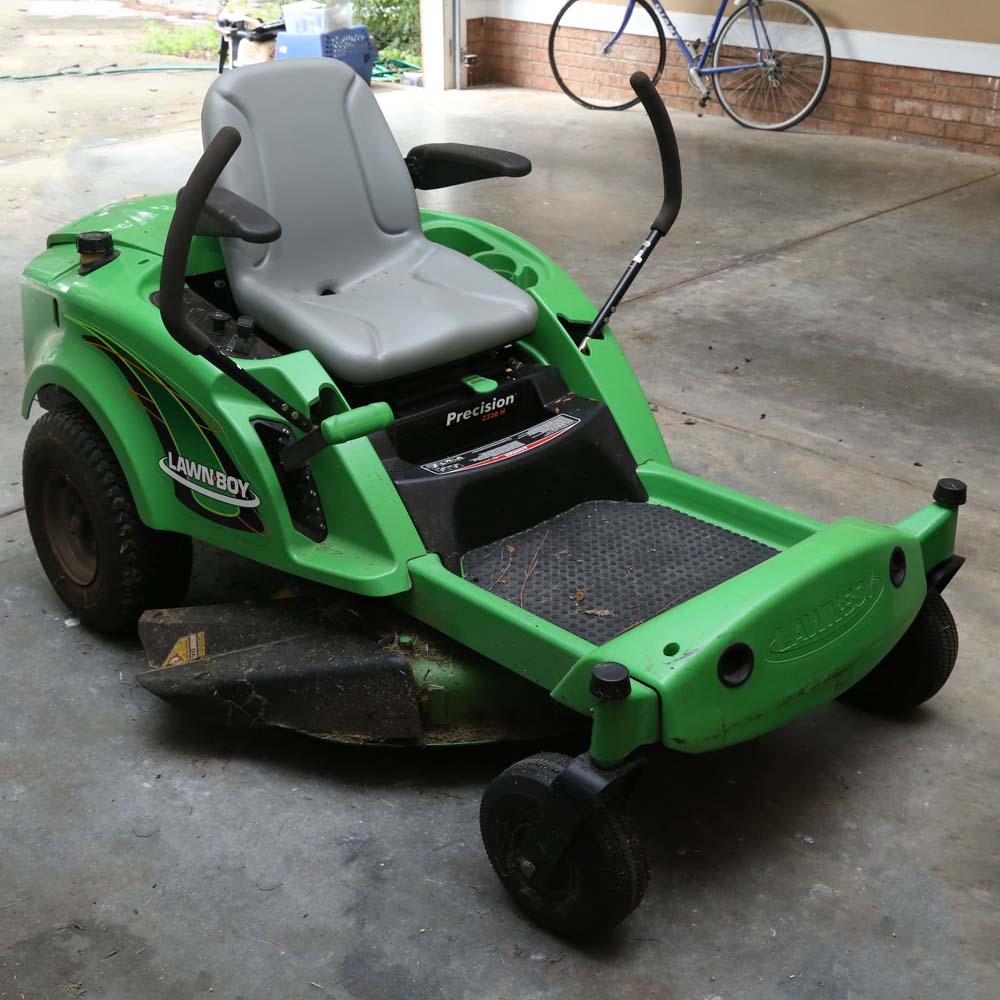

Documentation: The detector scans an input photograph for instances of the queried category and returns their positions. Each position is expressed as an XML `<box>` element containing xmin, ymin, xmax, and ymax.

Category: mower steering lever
<box><xmin>159</xmin><ymin>127</ymin><xmax>314</xmax><ymax>435</ymax></box>
<box><xmin>579</xmin><ymin>72</ymin><xmax>682</xmax><ymax>353</ymax></box>
<box><xmin>632</xmin><ymin>71</ymin><xmax>683</xmax><ymax>239</ymax></box>
<box><xmin>160</xmin><ymin>127</ymin><xmax>243</xmax><ymax>359</ymax></box>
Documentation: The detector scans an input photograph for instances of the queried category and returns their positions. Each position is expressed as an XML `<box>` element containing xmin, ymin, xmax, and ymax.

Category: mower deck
<box><xmin>462</xmin><ymin>499</ymin><xmax>778</xmax><ymax>643</ymax></box>
<box><xmin>135</xmin><ymin>596</ymin><xmax>574</xmax><ymax>746</ymax></box>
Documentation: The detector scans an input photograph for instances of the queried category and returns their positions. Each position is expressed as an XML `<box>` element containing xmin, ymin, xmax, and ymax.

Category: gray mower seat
<box><xmin>201</xmin><ymin>59</ymin><xmax>538</xmax><ymax>385</ymax></box>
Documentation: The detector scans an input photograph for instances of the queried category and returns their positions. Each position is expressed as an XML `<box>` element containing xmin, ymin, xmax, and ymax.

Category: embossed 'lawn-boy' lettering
<box><xmin>769</xmin><ymin>574</ymin><xmax>884</xmax><ymax>656</ymax></box>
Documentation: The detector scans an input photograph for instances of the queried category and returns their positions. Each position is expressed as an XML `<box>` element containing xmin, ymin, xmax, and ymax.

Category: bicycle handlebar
<box><xmin>629</xmin><ymin>71</ymin><xmax>682</xmax><ymax>236</ymax></box>
<box><xmin>160</xmin><ymin>126</ymin><xmax>242</xmax><ymax>355</ymax></box>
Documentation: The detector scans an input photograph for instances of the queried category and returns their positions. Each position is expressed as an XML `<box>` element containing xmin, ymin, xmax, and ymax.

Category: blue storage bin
<box><xmin>275</xmin><ymin>26</ymin><xmax>376</xmax><ymax>84</ymax></box>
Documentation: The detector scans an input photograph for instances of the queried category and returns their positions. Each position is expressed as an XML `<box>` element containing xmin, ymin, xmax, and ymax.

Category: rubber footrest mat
<box><xmin>461</xmin><ymin>500</ymin><xmax>778</xmax><ymax>644</ymax></box>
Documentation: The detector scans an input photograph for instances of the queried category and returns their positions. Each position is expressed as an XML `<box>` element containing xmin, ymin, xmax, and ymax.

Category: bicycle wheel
<box><xmin>549</xmin><ymin>0</ymin><xmax>666</xmax><ymax>111</ymax></box>
<box><xmin>711</xmin><ymin>0</ymin><xmax>830</xmax><ymax>130</ymax></box>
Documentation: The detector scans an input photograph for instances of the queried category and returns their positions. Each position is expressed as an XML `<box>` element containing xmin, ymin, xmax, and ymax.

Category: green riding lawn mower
<box><xmin>19</xmin><ymin>59</ymin><xmax>966</xmax><ymax>940</ymax></box>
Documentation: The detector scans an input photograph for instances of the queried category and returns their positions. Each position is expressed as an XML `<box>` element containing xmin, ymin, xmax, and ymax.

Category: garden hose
<box><xmin>4</xmin><ymin>60</ymin><xmax>413</xmax><ymax>83</ymax></box>
<box><xmin>0</xmin><ymin>63</ymin><xmax>216</xmax><ymax>82</ymax></box>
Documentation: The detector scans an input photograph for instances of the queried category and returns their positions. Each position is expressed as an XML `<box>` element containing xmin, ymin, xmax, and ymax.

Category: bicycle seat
<box><xmin>202</xmin><ymin>59</ymin><xmax>538</xmax><ymax>385</ymax></box>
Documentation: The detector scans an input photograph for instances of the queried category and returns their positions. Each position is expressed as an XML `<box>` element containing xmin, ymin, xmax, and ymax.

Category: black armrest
<box><xmin>188</xmin><ymin>186</ymin><xmax>281</xmax><ymax>243</ymax></box>
<box><xmin>405</xmin><ymin>143</ymin><xmax>531</xmax><ymax>190</ymax></box>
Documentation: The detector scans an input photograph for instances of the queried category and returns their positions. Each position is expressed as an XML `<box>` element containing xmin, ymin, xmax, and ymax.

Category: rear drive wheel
<box><xmin>480</xmin><ymin>752</ymin><xmax>649</xmax><ymax>940</ymax></box>
<box><xmin>23</xmin><ymin>403</ymin><xmax>192</xmax><ymax>634</ymax></box>
<box><xmin>839</xmin><ymin>591</ymin><xmax>958</xmax><ymax>714</ymax></box>
<box><xmin>711</xmin><ymin>0</ymin><xmax>830</xmax><ymax>130</ymax></box>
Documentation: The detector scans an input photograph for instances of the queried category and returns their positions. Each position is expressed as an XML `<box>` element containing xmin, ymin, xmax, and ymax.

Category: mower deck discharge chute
<box><xmin>20</xmin><ymin>59</ymin><xmax>966</xmax><ymax>940</ymax></box>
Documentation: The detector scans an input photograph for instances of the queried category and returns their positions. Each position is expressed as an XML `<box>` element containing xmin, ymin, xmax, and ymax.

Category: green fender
<box><xmin>20</xmin><ymin>263</ymin><xmax>425</xmax><ymax>596</ymax></box>
<box><xmin>22</xmin><ymin>279</ymin><xmax>170</xmax><ymax>526</ymax></box>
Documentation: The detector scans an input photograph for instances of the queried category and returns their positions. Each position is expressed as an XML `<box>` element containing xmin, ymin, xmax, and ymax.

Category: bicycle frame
<box><xmin>603</xmin><ymin>0</ymin><xmax>773</xmax><ymax>77</ymax></box>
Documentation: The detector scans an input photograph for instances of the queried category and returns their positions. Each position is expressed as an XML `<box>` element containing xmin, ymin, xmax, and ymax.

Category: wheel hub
<box><xmin>42</xmin><ymin>470</ymin><xmax>98</xmax><ymax>587</ymax></box>
<box><xmin>504</xmin><ymin>820</ymin><xmax>574</xmax><ymax>899</ymax></box>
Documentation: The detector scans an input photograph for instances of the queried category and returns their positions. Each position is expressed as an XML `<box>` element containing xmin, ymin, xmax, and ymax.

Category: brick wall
<box><xmin>466</xmin><ymin>17</ymin><xmax>1000</xmax><ymax>157</ymax></box>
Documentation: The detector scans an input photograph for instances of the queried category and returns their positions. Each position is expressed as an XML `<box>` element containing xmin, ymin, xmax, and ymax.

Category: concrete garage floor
<box><xmin>2</xmin><ymin>67</ymin><xmax>1000</xmax><ymax>998</ymax></box>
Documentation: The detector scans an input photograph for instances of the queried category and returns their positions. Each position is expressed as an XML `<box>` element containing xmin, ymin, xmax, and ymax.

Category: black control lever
<box><xmin>579</xmin><ymin>72</ymin><xmax>683</xmax><ymax>353</ymax></box>
<box><xmin>159</xmin><ymin>126</ymin><xmax>315</xmax><ymax>434</ymax></box>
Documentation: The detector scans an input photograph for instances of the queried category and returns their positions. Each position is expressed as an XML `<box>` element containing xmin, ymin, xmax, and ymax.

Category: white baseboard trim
<box><xmin>465</xmin><ymin>0</ymin><xmax>1000</xmax><ymax>77</ymax></box>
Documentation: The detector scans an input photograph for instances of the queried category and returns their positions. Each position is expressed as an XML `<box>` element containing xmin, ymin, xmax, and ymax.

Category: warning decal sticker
<box><xmin>420</xmin><ymin>413</ymin><xmax>580</xmax><ymax>476</ymax></box>
<box><xmin>158</xmin><ymin>631</ymin><xmax>206</xmax><ymax>669</ymax></box>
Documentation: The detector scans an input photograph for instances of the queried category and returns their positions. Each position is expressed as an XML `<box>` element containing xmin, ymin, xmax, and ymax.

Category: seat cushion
<box><xmin>230</xmin><ymin>233</ymin><xmax>538</xmax><ymax>384</ymax></box>
<box><xmin>201</xmin><ymin>59</ymin><xmax>538</xmax><ymax>384</ymax></box>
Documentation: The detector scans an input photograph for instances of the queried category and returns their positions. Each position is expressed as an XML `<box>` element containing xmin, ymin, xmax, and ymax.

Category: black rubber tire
<box><xmin>548</xmin><ymin>0</ymin><xmax>667</xmax><ymax>112</ymax></box>
<box><xmin>838</xmin><ymin>591</ymin><xmax>958</xmax><ymax>714</ymax></box>
<box><xmin>480</xmin><ymin>752</ymin><xmax>649</xmax><ymax>940</ymax></box>
<box><xmin>711</xmin><ymin>0</ymin><xmax>831</xmax><ymax>131</ymax></box>
<box><xmin>22</xmin><ymin>403</ymin><xmax>192</xmax><ymax>634</ymax></box>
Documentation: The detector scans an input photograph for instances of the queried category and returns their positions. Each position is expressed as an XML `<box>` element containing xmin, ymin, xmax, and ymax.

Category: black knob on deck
<box><xmin>75</xmin><ymin>231</ymin><xmax>114</xmax><ymax>255</ymax></box>
<box><xmin>589</xmin><ymin>662</ymin><xmax>631</xmax><ymax>701</ymax></box>
<box><xmin>933</xmin><ymin>478</ymin><xmax>967</xmax><ymax>507</ymax></box>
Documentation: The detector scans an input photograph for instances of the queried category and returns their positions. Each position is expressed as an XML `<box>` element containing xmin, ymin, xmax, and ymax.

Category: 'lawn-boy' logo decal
<box><xmin>74</xmin><ymin>320</ymin><xmax>267</xmax><ymax>536</ymax></box>
<box><xmin>446</xmin><ymin>394</ymin><xmax>516</xmax><ymax>427</ymax></box>
<box><xmin>767</xmin><ymin>572</ymin><xmax>884</xmax><ymax>661</ymax></box>
<box><xmin>159</xmin><ymin>451</ymin><xmax>260</xmax><ymax>508</ymax></box>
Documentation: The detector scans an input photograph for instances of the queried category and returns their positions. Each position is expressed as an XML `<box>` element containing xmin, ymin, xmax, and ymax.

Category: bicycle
<box><xmin>548</xmin><ymin>0</ymin><xmax>831</xmax><ymax>130</ymax></box>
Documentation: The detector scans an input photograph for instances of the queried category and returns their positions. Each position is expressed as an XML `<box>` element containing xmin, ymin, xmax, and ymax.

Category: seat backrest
<box><xmin>202</xmin><ymin>59</ymin><xmax>422</xmax><ymax>293</ymax></box>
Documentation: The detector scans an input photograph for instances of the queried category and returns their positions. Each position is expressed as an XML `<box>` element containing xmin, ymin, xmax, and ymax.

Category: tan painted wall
<box><xmin>593</xmin><ymin>0</ymin><xmax>1000</xmax><ymax>45</ymax></box>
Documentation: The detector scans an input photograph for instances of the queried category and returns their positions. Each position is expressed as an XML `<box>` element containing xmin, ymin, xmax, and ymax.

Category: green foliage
<box><xmin>353</xmin><ymin>0</ymin><xmax>420</xmax><ymax>54</ymax></box>
<box><xmin>252</xmin><ymin>2</ymin><xmax>284</xmax><ymax>19</ymax></box>
<box><xmin>377</xmin><ymin>44</ymin><xmax>421</xmax><ymax>67</ymax></box>
<box><xmin>138</xmin><ymin>20</ymin><xmax>217</xmax><ymax>59</ymax></box>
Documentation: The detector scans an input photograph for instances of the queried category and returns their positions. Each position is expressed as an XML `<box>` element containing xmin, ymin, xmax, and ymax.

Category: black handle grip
<box><xmin>160</xmin><ymin>126</ymin><xmax>242</xmax><ymax>355</ymax></box>
<box><xmin>629</xmin><ymin>71</ymin><xmax>682</xmax><ymax>236</ymax></box>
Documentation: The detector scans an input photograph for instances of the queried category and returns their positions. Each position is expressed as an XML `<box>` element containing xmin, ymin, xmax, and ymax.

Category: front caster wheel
<box><xmin>838</xmin><ymin>591</ymin><xmax>958</xmax><ymax>714</ymax></box>
<box><xmin>480</xmin><ymin>752</ymin><xmax>649</xmax><ymax>940</ymax></box>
